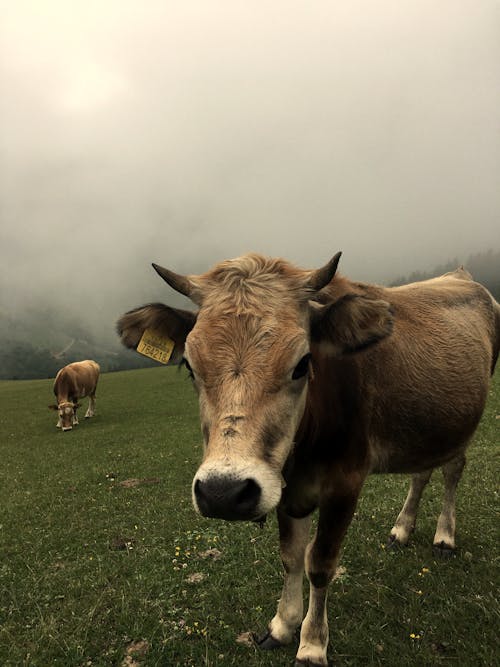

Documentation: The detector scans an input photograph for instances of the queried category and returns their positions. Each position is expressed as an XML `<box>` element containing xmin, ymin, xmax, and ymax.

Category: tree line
<box><xmin>390</xmin><ymin>248</ymin><xmax>500</xmax><ymax>299</ymax></box>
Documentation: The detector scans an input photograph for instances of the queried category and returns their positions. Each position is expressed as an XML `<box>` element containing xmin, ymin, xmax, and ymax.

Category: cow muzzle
<box><xmin>192</xmin><ymin>460</ymin><xmax>283</xmax><ymax>521</ymax></box>
<box><xmin>194</xmin><ymin>476</ymin><xmax>261</xmax><ymax>520</ymax></box>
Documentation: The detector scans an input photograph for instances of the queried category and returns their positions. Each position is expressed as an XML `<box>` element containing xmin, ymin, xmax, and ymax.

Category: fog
<box><xmin>1</xmin><ymin>1</ymin><xmax>499</xmax><ymax>338</ymax></box>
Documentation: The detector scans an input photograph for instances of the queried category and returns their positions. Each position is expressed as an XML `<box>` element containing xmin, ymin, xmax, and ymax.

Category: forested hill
<box><xmin>390</xmin><ymin>248</ymin><xmax>500</xmax><ymax>299</ymax></box>
<box><xmin>0</xmin><ymin>306</ymin><xmax>156</xmax><ymax>380</ymax></box>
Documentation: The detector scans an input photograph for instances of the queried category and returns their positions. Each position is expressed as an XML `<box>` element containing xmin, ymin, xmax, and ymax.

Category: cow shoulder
<box><xmin>310</xmin><ymin>287</ymin><xmax>394</xmax><ymax>355</ymax></box>
<box><xmin>53</xmin><ymin>366</ymin><xmax>71</xmax><ymax>399</ymax></box>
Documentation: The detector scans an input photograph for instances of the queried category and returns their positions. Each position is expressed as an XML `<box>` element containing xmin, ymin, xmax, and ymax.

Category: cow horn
<box><xmin>152</xmin><ymin>263</ymin><xmax>199</xmax><ymax>302</ymax></box>
<box><xmin>307</xmin><ymin>251</ymin><xmax>342</xmax><ymax>291</ymax></box>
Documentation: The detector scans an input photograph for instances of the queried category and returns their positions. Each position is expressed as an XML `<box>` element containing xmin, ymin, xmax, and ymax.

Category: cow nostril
<box><xmin>194</xmin><ymin>479</ymin><xmax>207</xmax><ymax>503</ymax></box>
<box><xmin>194</xmin><ymin>476</ymin><xmax>261</xmax><ymax>520</ymax></box>
<box><xmin>235</xmin><ymin>478</ymin><xmax>260</xmax><ymax>506</ymax></box>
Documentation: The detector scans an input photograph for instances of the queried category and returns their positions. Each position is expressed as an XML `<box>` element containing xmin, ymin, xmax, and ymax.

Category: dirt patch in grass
<box><xmin>121</xmin><ymin>640</ymin><xmax>149</xmax><ymax>666</ymax></box>
<box><xmin>109</xmin><ymin>536</ymin><xmax>136</xmax><ymax>551</ymax></box>
<box><xmin>118</xmin><ymin>478</ymin><xmax>161</xmax><ymax>488</ymax></box>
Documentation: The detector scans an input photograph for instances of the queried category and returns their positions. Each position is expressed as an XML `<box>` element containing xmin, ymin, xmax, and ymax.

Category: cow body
<box><xmin>118</xmin><ymin>254</ymin><xmax>499</xmax><ymax>666</ymax></box>
<box><xmin>49</xmin><ymin>360</ymin><xmax>100</xmax><ymax>431</ymax></box>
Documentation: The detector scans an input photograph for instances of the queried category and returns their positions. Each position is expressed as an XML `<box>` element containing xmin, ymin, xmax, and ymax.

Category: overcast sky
<box><xmin>1</xmin><ymin>0</ymin><xmax>499</xmax><ymax>333</ymax></box>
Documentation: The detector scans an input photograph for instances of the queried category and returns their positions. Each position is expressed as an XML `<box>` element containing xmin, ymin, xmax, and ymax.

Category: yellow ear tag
<box><xmin>137</xmin><ymin>328</ymin><xmax>175</xmax><ymax>364</ymax></box>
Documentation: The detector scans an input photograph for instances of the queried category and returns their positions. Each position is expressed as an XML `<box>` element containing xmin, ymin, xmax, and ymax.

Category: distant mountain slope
<box><xmin>0</xmin><ymin>306</ymin><xmax>157</xmax><ymax>380</ymax></box>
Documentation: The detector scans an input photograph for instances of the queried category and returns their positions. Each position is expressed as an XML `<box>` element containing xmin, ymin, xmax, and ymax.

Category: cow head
<box><xmin>117</xmin><ymin>253</ymin><xmax>393</xmax><ymax>521</ymax></box>
<box><xmin>49</xmin><ymin>401</ymin><xmax>79</xmax><ymax>431</ymax></box>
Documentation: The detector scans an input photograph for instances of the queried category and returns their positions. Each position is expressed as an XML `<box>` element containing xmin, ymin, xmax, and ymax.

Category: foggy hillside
<box><xmin>2</xmin><ymin>247</ymin><xmax>498</xmax><ymax>380</ymax></box>
<box><xmin>1</xmin><ymin>2</ymin><xmax>499</xmax><ymax>378</ymax></box>
<box><xmin>0</xmin><ymin>304</ymin><xmax>155</xmax><ymax>380</ymax></box>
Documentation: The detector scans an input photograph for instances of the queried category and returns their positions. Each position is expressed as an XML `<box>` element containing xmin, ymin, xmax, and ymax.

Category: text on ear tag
<box><xmin>137</xmin><ymin>328</ymin><xmax>175</xmax><ymax>364</ymax></box>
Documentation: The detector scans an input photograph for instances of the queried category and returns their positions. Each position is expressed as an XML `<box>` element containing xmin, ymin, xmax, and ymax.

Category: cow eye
<box><xmin>292</xmin><ymin>353</ymin><xmax>311</xmax><ymax>380</ymax></box>
<box><xmin>182</xmin><ymin>357</ymin><xmax>194</xmax><ymax>379</ymax></box>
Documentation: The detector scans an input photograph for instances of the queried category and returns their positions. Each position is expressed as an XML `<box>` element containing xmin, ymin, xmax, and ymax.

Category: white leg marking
<box><xmin>269</xmin><ymin>572</ymin><xmax>304</xmax><ymax>644</ymax></box>
<box><xmin>269</xmin><ymin>514</ymin><xmax>311</xmax><ymax>644</ymax></box>
<box><xmin>296</xmin><ymin>585</ymin><xmax>329</xmax><ymax>666</ymax></box>
<box><xmin>390</xmin><ymin>469</ymin><xmax>433</xmax><ymax>544</ymax></box>
<box><xmin>433</xmin><ymin>455</ymin><xmax>466</xmax><ymax>549</ymax></box>
<box><xmin>85</xmin><ymin>395</ymin><xmax>96</xmax><ymax>418</ymax></box>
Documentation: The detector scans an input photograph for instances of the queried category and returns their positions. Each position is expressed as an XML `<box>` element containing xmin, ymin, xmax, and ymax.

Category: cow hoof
<box><xmin>433</xmin><ymin>541</ymin><xmax>456</xmax><ymax>558</ymax></box>
<box><xmin>386</xmin><ymin>534</ymin><xmax>405</xmax><ymax>550</ymax></box>
<box><xmin>252</xmin><ymin>630</ymin><xmax>284</xmax><ymax>650</ymax></box>
<box><xmin>294</xmin><ymin>660</ymin><xmax>329</xmax><ymax>667</ymax></box>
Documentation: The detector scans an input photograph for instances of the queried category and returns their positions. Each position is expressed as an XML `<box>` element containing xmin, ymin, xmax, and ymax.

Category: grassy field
<box><xmin>0</xmin><ymin>366</ymin><xmax>498</xmax><ymax>666</ymax></box>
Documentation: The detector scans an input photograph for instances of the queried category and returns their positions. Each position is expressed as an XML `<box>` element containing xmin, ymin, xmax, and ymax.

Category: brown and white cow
<box><xmin>49</xmin><ymin>360</ymin><xmax>100</xmax><ymax>431</ymax></box>
<box><xmin>117</xmin><ymin>253</ymin><xmax>499</xmax><ymax>667</ymax></box>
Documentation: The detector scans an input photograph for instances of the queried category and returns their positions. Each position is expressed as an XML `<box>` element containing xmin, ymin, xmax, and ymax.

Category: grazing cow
<box><xmin>117</xmin><ymin>253</ymin><xmax>499</xmax><ymax>666</ymax></box>
<box><xmin>49</xmin><ymin>360</ymin><xmax>100</xmax><ymax>431</ymax></box>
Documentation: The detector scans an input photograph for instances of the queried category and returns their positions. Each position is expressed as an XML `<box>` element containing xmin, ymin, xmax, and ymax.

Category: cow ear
<box><xmin>116</xmin><ymin>303</ymin><xmax>197</xmax><ymax>362</ymax></box>
<box><xmin>311</xmin><ymin>294</ymin><xmax>394</xmax><ymax>355</ymax></box>
<box><xmin>48</xmin><ymin>404</ymin><xmax>58</xmax><ymax>411</ymax></box>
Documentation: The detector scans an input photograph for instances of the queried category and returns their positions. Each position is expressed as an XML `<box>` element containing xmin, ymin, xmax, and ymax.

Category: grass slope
<box><xmin>0</xmin><ymin>367</ymin><xmax>498</xmax><ymax>666</ymax></box>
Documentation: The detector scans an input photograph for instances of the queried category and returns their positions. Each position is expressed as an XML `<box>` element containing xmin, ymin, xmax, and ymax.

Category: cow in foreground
<box><xmin>49</xmin><ymin>360</ymin><xmax>100</xmax><ymax>431</ymax></box>
<box><xmin>117</xmin><ymin>253</ymin><xmax>499</xmax><ymax>666</ymax></box>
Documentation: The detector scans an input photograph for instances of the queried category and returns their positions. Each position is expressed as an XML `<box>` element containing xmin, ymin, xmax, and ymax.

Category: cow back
<box><xmin>306</xmin><ymin>274</ymin><xmax>499</xmax><ymax>474</ymax></box>
<box><xmin>53</xmin><ymin>360</ymin><xmax>100</xmax><ymax>401</ymax></box>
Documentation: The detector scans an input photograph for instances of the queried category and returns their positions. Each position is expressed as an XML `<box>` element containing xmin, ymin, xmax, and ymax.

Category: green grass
<box><xmin>0</xmin><ymin>367</ymin><xmax>498</xmax><ymax>666</ymax></box>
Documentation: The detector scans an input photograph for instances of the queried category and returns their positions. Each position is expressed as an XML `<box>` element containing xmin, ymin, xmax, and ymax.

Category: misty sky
<box><xmin>1</xmin><ymin>1</ymin><xmax>499</xmax><ymax>334</ymax></box>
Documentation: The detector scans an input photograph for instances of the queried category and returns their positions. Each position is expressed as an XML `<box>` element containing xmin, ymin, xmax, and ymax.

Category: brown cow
<box><xmin>49</xmin><ymin>360</ymin><xmax>100</xmax><ymax>431</ymax></box>
<box><xmin>117</xmin><ymin>254</ymin><xmax>499</xmax><ymax>666</ymax></box>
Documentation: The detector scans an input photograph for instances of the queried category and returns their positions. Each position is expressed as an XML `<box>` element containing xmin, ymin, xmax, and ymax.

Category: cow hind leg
<box><xmin>388</xmin><ymin>469</ymin><xmax>433</xmax><ymax>548</ymax></box>
<box><xmin>255</xmin><ymin>510</ymin><xmax>311</xmax><ymax>649</ymax></box>
<box><xmin>85</xmin><ymin>393</ymin><xmax>96</xmax><ymax>419</ymax></box>
<box><xmin>70</xmin><ymin>399</ymin><xmax>79</xmax><ymax>425</ymax></box>
<box><xmin>433</xmin><ymin>453</ymin><xmax>466</xmax><ymax>557</ymax></box>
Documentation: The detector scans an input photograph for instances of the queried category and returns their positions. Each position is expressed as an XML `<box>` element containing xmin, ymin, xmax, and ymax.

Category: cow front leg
<box><xmin>85</xmin><ymin>394</ymin><xmax>96</xmax><ymax>418</ymax></box>
<box><xmin>388</xmin><ymin>469</ymin><xmax>433</xmax><ymax>548</ymax></box>
<box><xmin>296</xmin><ymin>474</ymin><xmax>364</xmax><ymax>666</ymax></box>
<box><xmin>257</xmin><ymin>509</ymin><xmax>311</xmax><ymax>649</ymax></box>
<box><xmin>433</xmin><ymin>454</ymin><xmax>466</xmax><ymax>556</ymax></box>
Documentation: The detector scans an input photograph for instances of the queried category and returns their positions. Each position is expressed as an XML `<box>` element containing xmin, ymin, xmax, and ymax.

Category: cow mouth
<box><xmin>252</xmin><ymin>514</ymin><xmax>267</xmax><ymax>527</ymax></box>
